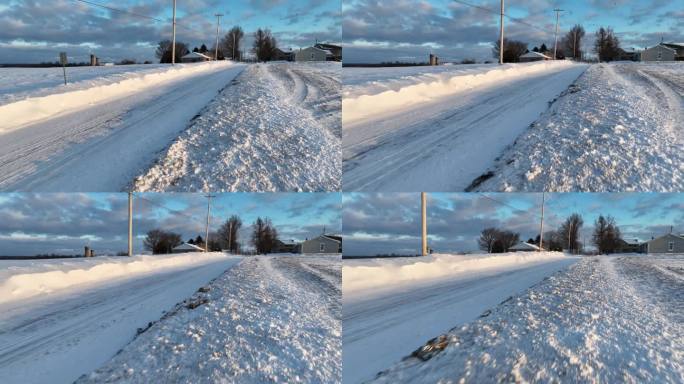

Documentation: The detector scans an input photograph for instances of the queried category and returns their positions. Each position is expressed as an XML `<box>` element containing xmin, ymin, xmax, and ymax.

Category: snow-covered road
<box><xmin>0</xmin><ymin>255</ymin><xmax>240</xmax><ymax>384</ymax></box>
<box><xmin>342</xmin><ymin>62</ymin><xmax>588</xmax><ymax>191</ymax></box>
<box><xmin>0</xmin><ymin>62</ymin><xmax>246</xmax><ymax>191</ymax></box>
<box><xmin>372</xmin><ymin>255</ymin><xmax>684</xmax><ymax>383</ymax></box>
<box><xmin>343</xmin><ymin>254</ymin><xmax>577</xmax><ymax>383</ymax></box>
<box><xmin>79</xmin><ymin>255</ymin><xmax>341</xmax><ymax>383</ymax></box>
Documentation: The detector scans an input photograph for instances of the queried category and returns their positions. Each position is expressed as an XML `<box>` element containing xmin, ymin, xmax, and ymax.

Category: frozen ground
<box><xmin>0</xmin><ymin>61</ymin><xmax>246</xmax><ymax>191</ymax></box>
<box><xmin>78</xmin><ymin>254</ymin><xmax>341</xmax><ymax>383</ymax></box>
<box><xmin>134</xmin><ymin>62</ymin><xmax>341</xmax><ymax>192</ymax></box>
<box><xmin>0</xmin><ymin>252</ymin><xmax>240</xmax><ymax>384</ymax></box>
<box><xmin>372</xmin><ymin>255</ymin><xmax>684</xmax><ymax>383</ymax></box>
<box><xmin>342</xmin><ymin>61</ymin><xmax>588</xmax><ymax>191</ymax></box>
<box><xmin>343</xmin><ymin>252</ymin><xmax>577</xmax><ymax>384</ymax></box>
<box><xmin>472</xmin><ymin>62</ymin><xmax>684</xmax><ymax>192</ymax></box>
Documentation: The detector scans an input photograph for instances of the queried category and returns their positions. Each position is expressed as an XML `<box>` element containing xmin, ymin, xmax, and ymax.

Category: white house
<box><xmin>172</xmin><ymin>242</ymin><xmax>205</xmax><ymax>253</ymax></box>
<box><xmin>645</xmin><ymin>233</ymin><xmax>684</xmax><ymax>253</ymax></box>
<box><xmin>295</xmin><ymin>46</ymin><xmax>328</xmax><ymax>62</ymax></box>
<box><xmin>509</xmin><ymin>242</ymin><xmax>542</xmax><ymax>252</ymax></box>
<box><xmin>180</xmin><ymin>52</ymin><xmax>212</xmax><ymax>63</ymax></box>
<box><xmin>295</xmin><ymin>235</ymin><xmax>342</xmax><ymax>254</ymax></box>
<box><xmin>519</xmin><ymin>51</ymin><xmax>551</xmax><ymax>62</ymax></box>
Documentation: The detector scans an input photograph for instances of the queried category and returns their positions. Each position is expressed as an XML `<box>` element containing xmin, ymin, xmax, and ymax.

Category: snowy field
<box><xmin>0</xmin><ymin>61</ymin><xmax>340</xmax><ymax>192</ymax></box>
<box><xmin>371</xmin><ymin>255</ymin><xmax>684</xmax><ymax>383</ymax></box>
<box><xmin>343</xmin><ymin>61</ymin><xmax>684</xmax><ymax>192</ymax></box>
<box><xmin>0</xmin><ymin>252</ymin><xmax>241</xmax><ymax>383</ymax></box>
<box><xmin>78</xmin><ymin>254</ymin><xmax>341</xmax><ymax>383</ymax></box>
<box><xmin>472</xmin><ymin>62</ymin><xmax>684</xmax><ymax>192</ymax></box>
<box><xmin>134</xmin><ymin>62</ymin><xmax>341</xmax><ymax>192</ymax></box>
<box><xmin>343</xmin><ymin>252</ymin><xmax>578</xmax><ymax>383</ymax></box>
<box><xmin>342</xmin><ymin>61</ymin><xmax>588</xmax><ymax>191</ymax></box>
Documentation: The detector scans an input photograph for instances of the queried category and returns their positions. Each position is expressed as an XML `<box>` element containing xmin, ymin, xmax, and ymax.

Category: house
<box><xmin>172</xmin><ymin>242</ymin><xmax>205</xmax><ymax>253</ymax></box>
<box><xmin>645</xmin><ymin>233</ymin><xmax>684</xmax><ymax>253</ymax></box>
<box><xmin>295</xmin><ymin>46</ymin><xmax>328</xmax><ymax>62</ymax></box>
<box><xmin>641</xmin><ymin>43</ymin><xmax>677</xmax><ymax>61</ymax></box>
<box><xmin>295</xmin><ymin>235</ymin><xmax>342</xmax><ymax>254</ymax></box>
<box><xmin>616</xmin><ymin>239</ymin><xmax>646</xmax><ymax>253</ymax></box>
<box><xmin>273</xmin><ymin>239</ymin><xmax>297</xmax><ymax>253</ymax></box>
<box><xmin>618</xmin><ymin>48</ymin><xmax>640</xmax><ymax>61</ymax></box>
<box><xmin>314</xmin><ymin>43</ymin><xmax>342</xmax><ymax>61</ymax></box>
<box><xmin>273</xmin><ymin>48</ymin><xmax>294</xmax><ymax>62</ymax></box>
<box><xmin>661</xmin><ymin>42</ymin><xmax>684</xmax><ymax>60</ymax></box>
<box><xmin>509</xmin><ymin>241</ymin><xmax>542</xmax><ymax>252</ymax></box>
<box><xmin>180</xmin><ymin>52</ymin><xmax>212</xmax><ymax>63</ymax></box>
<box><xmin>519</xmin><ymin>51</ymin><xmax>551</xmax><ymax>62</ymax></box>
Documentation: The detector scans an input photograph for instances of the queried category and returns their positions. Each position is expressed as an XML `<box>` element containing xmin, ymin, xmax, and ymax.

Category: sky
<box><xmin>0</xmin><ymin>192</ymin><xmax>341</xmax><ymax>256</ymax></box>
<box><xmin>343</xmin><ymin>0</ymin><xmax>684</xmax><ymax>63</ymax></box>
<box><xmin>343</xmin><ymin>193</ymin><xmax>684</xmax><ymax>256</ymax></box>
<box><xmin>0</xmin><ymin>0</ymin><xmax>341</xmax><ymax>64</ymax></box>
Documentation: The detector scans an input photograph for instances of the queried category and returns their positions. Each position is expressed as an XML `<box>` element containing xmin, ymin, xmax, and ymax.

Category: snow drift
<box><xmin>0</xmin><ymin>61</ymin><xmax>237</xmax><ymax>134</ymax></box>
<box><xmin>342</xmin><ymin>61</ymin><xmax>577</xmax><ymax>125</ymax></box>
<box><xmin>0</xmin><ymin>252</ymin><xmax>235</xmax><ymax>304</ymax></box>
<box><xmin>344</xmin><ymin>252</ymin><xmax>570</xmax><ymax>297</ymax></box>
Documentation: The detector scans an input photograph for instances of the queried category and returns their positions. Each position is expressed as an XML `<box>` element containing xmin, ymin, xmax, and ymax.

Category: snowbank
<box><xmin>342</xmin><ymin>61</ymin><xmax>577</xmax><ymax>124</ymax></box>
<box><xmin>0</xmin><ymin>252</ymin><xmax>235</xmax><ymax>304</ymax></box>
<box><xmin>0</xmin><ymin>61</ymin><xmax>236</xmax><ymax>134</ymax></box>
<box><xmin>344</xmin><ymin>252</ymin><xmax>569</xmax><ymax>297</ymax></box>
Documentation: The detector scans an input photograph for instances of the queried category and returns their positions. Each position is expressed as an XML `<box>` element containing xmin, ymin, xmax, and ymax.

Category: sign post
<box><xmin>59</xmin><ymin>52</ymin><xmax>68</xmax><ymax>85</ymax></box>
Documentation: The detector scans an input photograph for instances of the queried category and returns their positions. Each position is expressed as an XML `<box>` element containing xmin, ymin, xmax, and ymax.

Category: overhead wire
<box><xmin>451</xmin><ymin>0</ymin><xmax>556</xmax><ymax>36</ymax></box>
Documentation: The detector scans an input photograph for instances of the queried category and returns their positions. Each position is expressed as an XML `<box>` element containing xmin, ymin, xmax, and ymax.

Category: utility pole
<box><xmin>205</xmin><ymin>194</ymin><xmax>216</xmax><ymax>252</ymax></box>
<box><xmin>499</xmin><ymin>0</ymin><xmax>505</xmax><ymax>65</ymax></box>
<box><xmin>171</xmin><ymin>0</ymin><xmax>177</xmax><ymax>65</ymax></box>
<box><xmin>421</xmin><ymin>192</ymin><xmax>427</xmax><ymax>256</ymax></box>
<box><xmin>553</xmin><ymin>8</ymin><xmax>564</xmax><ymax>60</ymax></box>
<box><xmin>128</xmin><ymin>192</ymin><xmax>133</xmax><ymax>256</ymax></box>
<box><xmin>227</xmin><ymin>221</ymin><xmax>233</xmax><ymax>253</ymax></box>
<box><xmin>233</xmin><ymin>33</ymin><xmax>236</xmax><ymax>60</ymax></box>
<box><xmin>214</xmin><ymin>13</ymin><xmax>223</xmax><ymax>61</ymax></box>
<box><xmin>539</xmin><ymin>192</ymin><xmax>545</xmax><ymax>252</ymax></box>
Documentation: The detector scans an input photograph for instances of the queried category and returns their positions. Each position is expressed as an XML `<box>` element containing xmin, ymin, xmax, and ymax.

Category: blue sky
<box><xmin>0</xmin><ymin>0</ymin><xmax>341</xmax><ymax>63</ymax></box>
<box><xmin>343</xmin><ymin>193</ymin><xmax>684</xmax><ymax>256</ymax></box>
<box><xmin>0</xmin><ymin>192</ymin><xmax>341</xmax><ymax>256</ymax></box>
<box><xmin>343</xmin><ymin>0</ymin><xmax>684</xmax><ymax>63</ymax></box>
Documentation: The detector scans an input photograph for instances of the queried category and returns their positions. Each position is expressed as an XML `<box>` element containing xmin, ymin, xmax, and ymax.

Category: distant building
<box><xmin>273</xmin><ymin>48</ymin><xmax>295</xmax><ymax>62</ymax></box>
<box><xmin>180</xmin><ymin>52</ymin><xmax>212</xmax><ymax>63</ymax></box>
<box><xmin>295</xmin><ymin>235</ymin><xmax>342</xmax><ymax>254</ymax></box>
<box><xmin>273</xmin><ymin>239</ymin><xmax>297</xmax><ymax>253</ymax></box>
<box><xmin>618</xmin><ymin>48</ymin><xmax>640</xmax><ymax>61</ymax></box>
<box><xmin>314</xmin><ymin>43</ymin><xmax>342</xmax><ymax>61</ymax></box>
<box><xmin>509</xmin><ymin>242</ymin><xmax>543</xmax><ymax>252</ymax></box>
<box><xmin>172</xmin><ymin>242</ymin><xmax>205</xmax><ymax>253</ymax></box>
<box><xmin>519</xmin><ymin>51</ymin><xmax>551</xmax><ymax>62</ymax></box>
<box><xmin>295</xmin><ymin>46</ymin><xmax>328</xmax><ymax>62</ymax></box>
<box><xmin>645</xmin><ymin>233</ymin><xmax>684</xmax><ymax>253</ymax></box>
<box><xmin>616</xmin><ymin>239</ymin><xmax>646</xmax><ymax>253</ymax></box>
<box><xmin>641</xmin><ymin>43</ymin><xmax>678</xmax><ymax>61</ymax></box>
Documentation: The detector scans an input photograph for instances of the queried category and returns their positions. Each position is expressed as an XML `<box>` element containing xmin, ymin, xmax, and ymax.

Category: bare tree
<box><xmin>251</xmin><ymin>217</ymin><xmax>279</xmax><ymax>254</ymax></box>
<box><xmin>155</xmin><ymin>40</ymin><xmax>189</xmax><ymax>63</ymax></box>
<box><xmin>143</xmin><ymin>229</ymin><xmax>182</xmax><ymax>254</ymax></box>
<box><xmin>594</xmin><ymin>27</ymin><xmax>621</xmax><ymax>62</ymax></box>
<box><xmin>494</xmin><ymin>230</ymin><xmax>519</xmax><ymax>253</ymax></box>
<box><xmin>562</xmin><ymin>24</ymin><xmax>585</xmax><ymax>60</ymax></box>
<box><xmin>559</xmin><ymin>213</ymin><xmax>584</xmax><ymax>253</ymax></box>
<box><xmin>478</xmin><ymin>227</ymin><xmax>499</xmax><ymax>253</ymax></box>
<box><xmin>253</xmin><ymin>28</ymin><xmax>277</xmax><ymax>62</ymax></box>
<box><xmin>492</xmin><ymin>38</ymin><xmax>528</xmax><ymax>63</ymax></box>
<box><xmin>592</xmin><ymin>215</ymin><xmax>622</xmax><ymax>254</ymax></box>
<box><xmin>218</xmin><ymin>215</ymin><xmax>242</xmax><ymax>253</ymax></box>
<box><xmin>221</xmin><ymin>26</ymin><xmax>245</xmax><ymax>60</ymax></box>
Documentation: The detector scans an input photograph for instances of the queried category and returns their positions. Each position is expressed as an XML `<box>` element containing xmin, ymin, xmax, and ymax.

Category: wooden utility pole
<box><xmin>227</xmin><ymin>221</ymin><xmax>233</xmax><ymax>253</ymax></box>
<box><xmin>499</xmin><ymin>0</ymin><xmax>505</xmax><ymax>64</ymax></box>
<box><xmin>553</xmin><ymin>9</ymin><xmax>564</xmax><ymax>60</ymax></box>
<box><xmin>171</xmin><ymin>0</ymin><xmax>177</xmax><ymax>65</ymax></box>
<box><xmin>128</xmin><ymin>192</ymin><xmax>133</xmax><ymax>256</ymax></box>
<box><xmin>214</xmin><ymin>13</ymin><xmax>223</xmax><ymax>61</ymax></box>
<box><xmin>205</xmin><ymin>194</ymin><xmax>215</xmax><ymax>252</ymax></box>
<box><xmin>539</xmin><ymin>192</ymin><xmax>545</xmax><ymax>252</ymax></box>
<box><xmin>421</xmin><ymin>192</ymin><xmax>427</xmax><ymax>256</ymax></box>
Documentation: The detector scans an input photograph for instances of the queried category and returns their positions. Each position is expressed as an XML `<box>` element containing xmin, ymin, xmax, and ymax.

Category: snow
<box><xmin>78</xmin><ymin>254</ymin><xmax>341</xmax><ymax>383</ymax></box>
<box><xmin>343</xmin><ymin>252</ymin><xmax>577</xmax><ymax>383</ymax></box>
<box><xmin>371</xmin><ymin>255</ymin><xmax>684</xmax><ymax>383</ymax></box>
<box><xmin>133</xmin><ymin>62</ymin><xmax>341</xmax><ymax>192</ymax></box>
<box><xmin>343</xmin><ymin>61</ymin><xmax>588</xmax><ymax>191</ymax></box>
<box><xmin>471</xmin><ymin>62</ymin><xmax>684</xmax><ymax>192</ymax></box>
<box><xmin>0</xmin><ymin>253</ymin><xmax>241</xmax><ymax>384</ymax></box>
<box><xmin>0</xmin><ymin>62</ymin><xmax>246</xmax><ymax>191</ymax></box>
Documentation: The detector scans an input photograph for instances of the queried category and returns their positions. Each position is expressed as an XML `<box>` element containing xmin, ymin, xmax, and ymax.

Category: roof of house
<box><xmin>647</xmin><ymin>233</ymin><xmax>684</xmax><ymax>243</ymax></box>
<box><xmin>172</xmin><ymin>242</ymin><xmax>205</xmax><ymax>251</ymax></box>
<box><xmin>315</xmin><ymin>43</ymin><xmax>342</xmax><ymax>49</ymax></box>
<box><xmin>304</xmin><ymin>234</ymin><xmax>341</xmax><ymax>244</ymax></box>
<box><xmin>509</xmin><ymin>241</ymin><xmax>542</xmax><ymax>251</ymax></box>
<box><xmin>520</xmin><ymin>51</ymin><xmax>551</xmax><ymax>59</ymax></box>
<box><xmin>299</xmin><ymin>46</ymin><xmax>328</xmax><ymax>53</ymax></box>
<box><xmin>646</xmin><ymin>44</ymin><xmax>677</xmax><ymax>52</ymax></box>
<box><xmin>182</xmin><ymin>52</ymin><xmax>211</xmax><ymax>59</ymax></box>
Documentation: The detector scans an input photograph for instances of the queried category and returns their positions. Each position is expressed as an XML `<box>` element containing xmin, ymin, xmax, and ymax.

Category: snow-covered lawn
<box><xmin>0</xmin><ymin>252</ymin><xmax>241</xmax><ymax>383</ymax></box>
<box><xmin>342</xmin><ymin>61</ymin><xmax>588</xmax><ymax>191</ymax></box>
<box><xmin>343</xmin><ymin>252</ymin><xmax>578</xmax><ymax>383</ymax></box>
<box><xmin>471</xmin><ymin>62</ymin><xmax>684</xmax><ymax>192</ymax></box>
<box><xmin>78</xmin><ymin>254</ymin><xmax>341</xmax><ymax>383</ymax></box>
<box><xmin>371</xmin><ymin>255</ymin><xmax>684</xmax><ymax>383</ymax></box>
<box><xmin>134</xmin><ymin>62</ymin><xmax>341</xmax><ymax>192</ymax></box>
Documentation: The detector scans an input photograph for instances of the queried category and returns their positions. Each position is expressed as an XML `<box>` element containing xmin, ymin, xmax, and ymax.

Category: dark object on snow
<box><xmin>185</xmin><ymin>297</ymin><xmax>209</xmax><ymax>309</ymax></box>
<box><xmin>411</xmin><ymin>335</ymin><xmax>450</xmax><ymax>361</ymax></box>
<box><xmin>198</xmin><ymin>286</ymin><xmax>210</xmax><ymax>293</ymax></box>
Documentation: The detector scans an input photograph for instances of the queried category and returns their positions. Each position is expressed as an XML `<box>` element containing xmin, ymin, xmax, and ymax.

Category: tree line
<box><xmin>142</xmin><ymin>214</ymin><xmax>282</xmax><ymax>255</ymax></box>
<box><xmin>155</xmin><ymin>25</ymin><xmax>281</xmax><ymax>63</ymax></box>
<box><xmin>478</xmin><ymin>213</ymin><xmax>624</xmax><ymax>254</ymax></box>
<box><xmin>492</xmin><ymin>24</ymin><xmax>625</xmax><ymax>63</ymax></box>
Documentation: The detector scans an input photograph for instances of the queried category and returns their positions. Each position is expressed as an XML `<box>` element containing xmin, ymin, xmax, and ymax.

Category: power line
<box><xmin>451</xmin><ymin>0</ymin><xmax>555</xmax><ymax>36</ymax></box>
<box><xmin>479</xmin><ymin>193</ymin><xmax>536</xmax><ymax>216</ymax></box>
<box><xmin>133</xmin><ymin>194</ymin><xmax>202</xmax><ymax>223</ymax></box>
